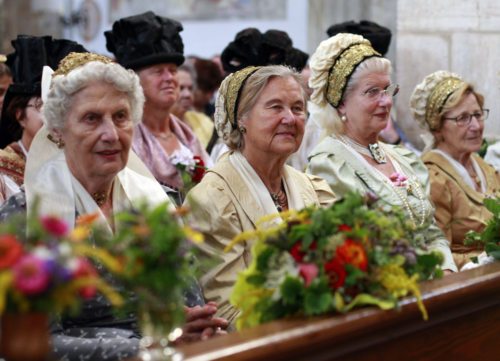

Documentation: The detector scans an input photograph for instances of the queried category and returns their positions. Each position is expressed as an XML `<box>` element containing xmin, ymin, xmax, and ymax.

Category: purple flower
<box><xmin>13</xmin><ymin>255</ymin><xmax>51</xmax><ymax>295</ymax></box>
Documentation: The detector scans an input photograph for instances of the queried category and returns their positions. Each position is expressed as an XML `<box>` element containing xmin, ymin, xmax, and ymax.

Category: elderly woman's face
<box><xmin>137</xmin><ymin>63</ymin><xmax>179</xmax><ymax>110</ymax></box>
<box><xmin>435</xmin><ymin>92</ymin><xmax>484</xmax><ymax>158</ymax></box>
<box><xmin>339</xmin><ymin>72</ymin><xmax>392</xmax><ymax>140</ymax></box>
<box><xmin>241</xmin><ymin>76</ymin><xmax>306</xmax><ymax>159</ymax></box>
<box><xmin>60</xmin><ymin>82</ymin><xmax>133</xmax><ymax>185</ymax></box>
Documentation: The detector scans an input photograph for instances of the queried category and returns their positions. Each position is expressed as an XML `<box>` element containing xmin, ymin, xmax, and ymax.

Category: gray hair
<box><xmin>44</xmin><ymin>61</ymin><xmax>144</xmax><ymax>130</ymax></box>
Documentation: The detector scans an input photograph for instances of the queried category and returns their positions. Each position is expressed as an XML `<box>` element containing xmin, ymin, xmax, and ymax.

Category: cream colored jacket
<box><xmin>185</xmin><ymin>153</ymin><xmax>335</xmax><ymax>325</ymax></box>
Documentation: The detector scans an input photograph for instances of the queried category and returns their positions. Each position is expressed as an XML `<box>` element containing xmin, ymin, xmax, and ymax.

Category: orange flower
<box><xmin>76</xmin><ymin>213</ymin><xmax>99</xmax><ymax>227</ymax></box>
<box><xmin>336</xmin><ymin>239</ymin><xmax>368</xmax><ymax>271</ymax></box>
<box><xmin>0</xmin><ymin>234</ymin><xmax>24</xmax><ymax>269</ymax></box>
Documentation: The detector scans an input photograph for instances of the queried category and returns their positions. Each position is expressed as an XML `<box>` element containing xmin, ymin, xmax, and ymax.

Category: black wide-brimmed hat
<box><xmin>0</xmin><ymin>35</ymin><xmax>86</xmax><ymax>148</ymax></box>
<box><xmin>221</xmin><ymin>27</ymin><xmax>309</xmax><ymax>73</ymax></box>
<box><xmin>326</xmin><ymin>20</ymin><xmax>392</xmax><ymax>56</ymax></box>
<box><xmin>105</xmin><ymin>11</ymin><xmax>185</xmax><ymax>70</ymax></box>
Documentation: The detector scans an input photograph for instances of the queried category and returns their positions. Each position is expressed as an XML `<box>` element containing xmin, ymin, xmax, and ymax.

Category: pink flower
<box><xmin>389</xmin><ymin>172</ymin><xmax>408</xmax><ymax>187</ymax></box>
<box><xmin>13</xmin><ymin>255</ymin><xmax>51</xmax><ymax>295</ymax></box>
<box><xmin>0</xmin><ymin>234</ymin><xmax>24</xmax><ymax>269</ymax></box>
<box><xmin>41</xmin><ymin>216</ymin><xmax>69</xmax><ymax>237</ymax></box>
<box><xmin>298</xmin><ymin>263</ymin><xmax>319</xmax><ymax>287</ymax></box>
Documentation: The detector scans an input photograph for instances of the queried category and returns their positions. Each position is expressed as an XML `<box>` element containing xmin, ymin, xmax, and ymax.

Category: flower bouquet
<box><xmin>228</xmin><ymin>192</ymin><xmax>444</xmax><ymax>330</ymax></box>
<box><xmin>86</xmin><ymin>201</ymin><xmax>204</xmax><ymax>349</ymax></box>
<box><xmin>465</xmin><ymin>197</ymin><xmax>500</xmax><ymax>261</ymax></box>
<box><xmin>172</xmin><ymin>153</ymin><xmax>207</xmax><ymax>194</ymax></box>
<box><xmin>0</xmin><ymin>209</ymin><xmax>122</xmax><ymax>361</ymax></box>
<box><xmin>0</xmin><ymin>212</ymin><xmax>121</xmax><ymax>316</ymax></box>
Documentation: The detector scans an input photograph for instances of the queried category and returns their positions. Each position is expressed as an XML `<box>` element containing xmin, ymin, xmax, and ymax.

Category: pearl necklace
<box><xmin>376</xmin><ymin>158</ymin><xmax>430</xmax><ymax>228</ymax></box>
<box><xmin>338</xmin><ymin>135</ymin><xmax>387</xmax><ymax>164</ymax></box>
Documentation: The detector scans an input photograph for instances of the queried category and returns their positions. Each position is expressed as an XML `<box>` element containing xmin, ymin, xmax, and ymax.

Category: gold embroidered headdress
<box><xmin>53</xmin><ymin>52</ymin><xmax>114</xmax><ymax>77</ymax></box>
<box><xmin>410</xmin><ymin>70</ymin><xmax>464</xmax><ymax>130</ymax></box>
<box><xmin>309</xmin><ymin>34</ymin><xmax>381</xmax><ymax>110</ymax></box>
<box><xmin>326</xmin><ymin>42</ymin><xmax>380</xmax><ymax>107</ymax></box>
<box><xmin>214</xmin><ymin>66</ymin><xmax>261</xmax><ymax>148</ymax></box>
<box><xmin>224</xmin><ymin>66</ymin><xmax>260</xmax><ymax>129</ymax></box>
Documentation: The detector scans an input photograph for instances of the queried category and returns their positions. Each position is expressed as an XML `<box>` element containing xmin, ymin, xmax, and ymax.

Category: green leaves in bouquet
<box><xmin>105</xmin><ymin>202</ymin><xmax>195</xmax><ymax>333</ymax></box>
<box><xmin>465</xmin><ymin>197</ymin><xmax>500</xmax><ymax>260</ymax></box>
<box><xmin>230</xmin><ymin>192</ymin><xmax>444</xmax><ymax>329</ymax></box>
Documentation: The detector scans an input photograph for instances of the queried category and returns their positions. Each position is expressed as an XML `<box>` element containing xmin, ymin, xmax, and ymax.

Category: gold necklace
<box><xmin>153</xmin><ymin>132</ymin><xmax>175</xmax><ymax>141</ymax></box>
<box><xmin>92</xmin><ymin>191</ymin><xmax>108</xmax><ymax>207</ymax></box>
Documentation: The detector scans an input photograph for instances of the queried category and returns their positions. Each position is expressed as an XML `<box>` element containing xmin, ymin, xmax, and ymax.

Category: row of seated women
<box><xmin>0</xmin><ymin>24</ymin><xmax>498</xmax><ymax>361</ymax></box>
<box><xmin>187</xmin><ymin>33</ymin><xmax>499</xmax><ymax>324</ymax></box>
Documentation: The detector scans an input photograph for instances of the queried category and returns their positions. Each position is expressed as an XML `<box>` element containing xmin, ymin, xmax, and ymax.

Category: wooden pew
<box><xmin>177</xmin><ymin>262</ymin><xmax>500</xmax><ymax>361</ymax></box>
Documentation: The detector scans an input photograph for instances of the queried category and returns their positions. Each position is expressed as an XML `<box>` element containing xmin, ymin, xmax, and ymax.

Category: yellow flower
<box><xmin>183</xmin><ymin>227</ymin><xmax>204</xmax><ymax>244</ymax></box>
<box><xmin>70</xmin><ymin>226</ymin><xmax>90</xmax><ymax>243</ymax></box>
<box><xmin>377</xmin><ymin>263</ymin><xmax>428</xmax><ymax>320</ymax></box>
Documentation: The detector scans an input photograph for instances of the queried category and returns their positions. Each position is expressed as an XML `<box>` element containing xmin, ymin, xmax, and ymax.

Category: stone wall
<box><xmin>396</xmin><ymin>0</ymin><xmax>500</xmax><ymax>148</ymax></box>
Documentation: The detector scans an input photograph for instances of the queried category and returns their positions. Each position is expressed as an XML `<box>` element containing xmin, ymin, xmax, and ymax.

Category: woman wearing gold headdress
<box><xmin>185</xmin><ymin>65</ymin><xmax>336</xmax><ymax>325</ymax></box>
<box><xmin>306</xmin><ymin>34</ymin><xmax>457</xmax><ymax>273</ymax></box>
<box><xmin>410</xmin><ymin>71</ymin><xmax>500</xmax><ymax>269</ymax></box>
<box><xmin>0</xmin><ymin>52</ymin><xmax>227</xmax><ymax>360</ymax></box>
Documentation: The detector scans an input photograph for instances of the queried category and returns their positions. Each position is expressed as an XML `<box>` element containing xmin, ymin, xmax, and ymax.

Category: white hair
<box><xmin>44</xmin><ymin>61</ymin><xmax>144</xmax><ymax>130</ymax></box>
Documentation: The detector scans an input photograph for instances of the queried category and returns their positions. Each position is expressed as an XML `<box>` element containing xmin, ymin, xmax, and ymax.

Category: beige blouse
<box><xmin>422</xmin><ymin>151</ymin><xmax>500</xmax><ymax>269</ymax></box>
<box><xmin>185</xmin><ymin>153</ymin><xmax>335</xmax><ymax>325</ymax></box>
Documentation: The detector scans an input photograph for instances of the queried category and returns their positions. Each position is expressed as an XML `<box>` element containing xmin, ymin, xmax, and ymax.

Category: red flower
<box><xmin>298</xmin><ymin>263</ymin><xmax>319</xmax><ymax>287</ymax></box>
<box><xmin>41</xmin><ymin>215</ymin><xmax>69</xmax><ymax>237</ymax></box>
<box><xmin>338</xmin><ymin>224</ymin><xmax>352</xmax><ymax>232</ymax></box>
<box><xmin>336</xmin><ymin>239</ymin><xmax>368</xmax><ymax>271</ymax></box>
<box><xmin>73</xmin><ymin>258</ymin><xmax>98</xmax><ymax>299</ymax></box>
<box><xmin>191</xmin><ymin>156</ymin><xmax>206</xmax><ymax>183</ymax></box>
<box><xmin>289</xmin><ymin>241</ymin><xmax>317</xmax><ymax>263</ymax></box>
<box><xmin>0</xmin><ymin>234</ymin><xmax>24</xmax><ymax>269</ymax></box>
<box><xmin>324</xmin><ymin>257</ymin><xmax>346</xmax><ymax>289</ymax></box>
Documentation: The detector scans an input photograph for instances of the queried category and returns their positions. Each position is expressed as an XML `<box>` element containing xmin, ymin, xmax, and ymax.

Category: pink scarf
<box><xmin>132</xmin><ymin>114</ymin><xmax>210</xmax><ymax>189</ymax></box>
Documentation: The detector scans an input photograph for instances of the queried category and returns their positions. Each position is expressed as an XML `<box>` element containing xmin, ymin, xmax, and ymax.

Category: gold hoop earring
<box><xmin>47</xmin><ymin>133</ymin><xmax>65</xmax><ymax>149</ymax></box>
<box><xmin>239</xmin><ymin>125</ymin><xmax>246</xmax><ymax>134</ymax></box>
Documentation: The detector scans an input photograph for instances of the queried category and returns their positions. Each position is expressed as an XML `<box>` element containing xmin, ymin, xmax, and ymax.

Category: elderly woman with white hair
<box><xmin>0</xmin><ymin>52</ymin><xmax>227</xmax><ymax>360</ymax></box>
<box><xmin>410</xmin><ymin>71</ymin><xmax>500</xmax><ymax>269</ymax></box>
<box><xmin>185</xmin><ymin>65</ymin><xmax>336</xmax><ymax>326</ymax></box>
<box><xmin>305</xmin><ymin>34</ymin><xmax>457</xmax><ymax>273</ymax></box>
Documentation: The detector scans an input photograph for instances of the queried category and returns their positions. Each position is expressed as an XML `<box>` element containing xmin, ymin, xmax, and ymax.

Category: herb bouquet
<box><xmin>228</xmin><ymin>192</ymin><xmax>443</xmax><ymax>330</ymax></box>
<box><xmin>465</xmin><ymin>197</ymin><xmax>500</xmax><ymax>261</ymax></box>
<box><xmin>87</xmin><ymin>201</ymin><xmax>204</xmax><ymax>343</ymax></box>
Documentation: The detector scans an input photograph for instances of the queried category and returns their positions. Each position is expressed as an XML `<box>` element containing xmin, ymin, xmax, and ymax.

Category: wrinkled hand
<box><xmin>172</xmin><ymin>302</ymin><xmax>228</xmax><ymax>345</ymax></box>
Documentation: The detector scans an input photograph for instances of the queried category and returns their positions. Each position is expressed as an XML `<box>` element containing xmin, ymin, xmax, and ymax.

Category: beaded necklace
<box><xmin>374</xmin><ymin>158</ymin><xmax>430</xmax><ymax>227</ymax></box>
<box><xmin>338</xmin><ymin>134</ymin><xmax>387</xmax><ymax>164</ymax></box>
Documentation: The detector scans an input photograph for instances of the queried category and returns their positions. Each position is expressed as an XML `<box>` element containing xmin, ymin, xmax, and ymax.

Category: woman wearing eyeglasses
<box><xmin>410</xmin><ymin>70</ymin><xmax>500</xmax><ymax>270</ymax></box>
<box><xmin>306</xmin><ymin>34</ymin><xmax>457</xmax><ymax>273</ymax></box>
<box><xmin>0</xmin><ymin>35</ymin><xmax>86</xmax><ymax>203</ymax></box>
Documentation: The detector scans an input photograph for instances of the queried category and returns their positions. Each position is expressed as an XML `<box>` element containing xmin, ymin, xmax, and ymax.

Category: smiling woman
<box><xmin>305</xmin><ymin>33</ymin><xmax>457</xmax><ymax>274</ymax></box>
<box><xmin>184</xmin><ymin>65</ymin><xmax>336</xmax><ymax>327</ymax></box>
<box><xmin>411</xmin><ymin>70</ymin><xmax>500</xmax><ymax>269</ymax></box>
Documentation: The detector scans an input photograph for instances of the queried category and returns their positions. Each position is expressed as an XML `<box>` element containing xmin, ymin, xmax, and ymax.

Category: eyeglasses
<box><xmin>443</xmin><ymin>109</ymin><xmax>489</xmax><ymax>127</ymax></box>
<box><xmin>26</xmin><ymin>100</ymin><xmax>43</xmax><ymax>112</ymax></box>
<box><xmin>363</xmin><ymin>83</ymin><xmax>399</xmax><ymax>101</ymax></box>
